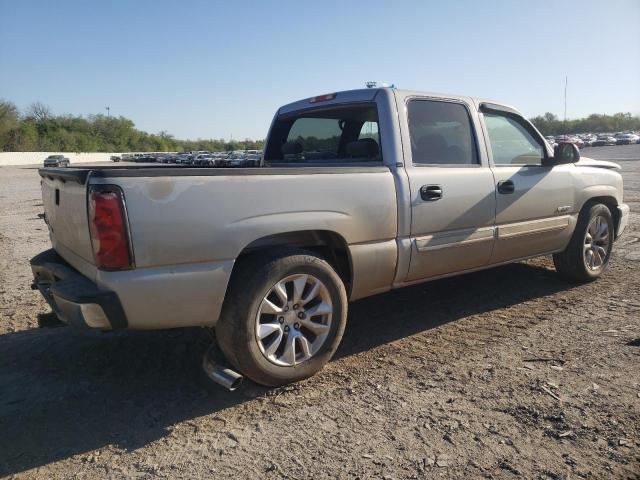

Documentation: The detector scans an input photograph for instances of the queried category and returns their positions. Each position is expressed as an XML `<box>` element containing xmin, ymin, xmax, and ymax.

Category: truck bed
<box><xmin>37</xmin><ymin>163</ymin><xmax>398</xmax><ymax>329</ymax></box>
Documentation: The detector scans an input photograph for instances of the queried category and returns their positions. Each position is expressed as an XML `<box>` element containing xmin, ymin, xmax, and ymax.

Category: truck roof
<box><xmin>277</xmin><ymin>88</ymin><xmax>519</xmax><ymax>116</ymax></box>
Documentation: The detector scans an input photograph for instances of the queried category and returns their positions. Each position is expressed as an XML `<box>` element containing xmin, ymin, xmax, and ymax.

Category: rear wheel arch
<box><xmin>231</xmin><ymin>230</ymin><xmax>352</xmax><ymax>295</ymax></box>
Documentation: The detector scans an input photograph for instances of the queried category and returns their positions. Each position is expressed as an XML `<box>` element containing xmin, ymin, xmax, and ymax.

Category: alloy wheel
<box><xmin>255</xmin><ymin>274</ymin><xmax>333</xmax><ymax>366</ymax></box>
<box><xmin>583</xmin><ymin>215</ymin><xmax>610</xmax><ymax>271</ymax></box>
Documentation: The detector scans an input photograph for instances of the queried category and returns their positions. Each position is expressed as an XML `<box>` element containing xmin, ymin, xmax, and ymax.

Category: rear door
<box><xmin>479</xmin><ymin>105</ymin><xmax>574</xmax><ymax>263</ymax></box>
<box><xmin>401</xmin><ymin>97</ymin><xmax>496</xmax><ymax>282</ymax></box>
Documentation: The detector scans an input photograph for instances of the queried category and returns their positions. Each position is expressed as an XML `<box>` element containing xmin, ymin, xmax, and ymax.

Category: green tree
<box><xmin>530</xmin><ymin>112</ymin><xmax>640</xmax><ymax>136</ymax></box>
<box><xmin>0</xmin><ymin>100</ymin><xmax>20</xmax><ymax>148</ymax></box>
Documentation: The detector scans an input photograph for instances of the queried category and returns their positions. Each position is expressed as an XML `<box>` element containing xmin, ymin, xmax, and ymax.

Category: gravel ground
<box><xmin>1</xmin><ymin>146</ymin><xmax>639</xmax><ymax>479</ymax></box>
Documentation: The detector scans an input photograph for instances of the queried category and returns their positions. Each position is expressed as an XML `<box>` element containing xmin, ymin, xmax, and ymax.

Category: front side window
<box><xmin>408</xmin><ymin>100</ymin><xmax>478</xmax><ymax>165</ymax></box>
<box><xmin>483</xmin><ymin>113</ymin><xmax>544</xmax><ymax>166</ymax></box>
<box><xmin>264</xmin><ymin>104</ymin><xmax>381</xmax><ymax>164</ymax></box>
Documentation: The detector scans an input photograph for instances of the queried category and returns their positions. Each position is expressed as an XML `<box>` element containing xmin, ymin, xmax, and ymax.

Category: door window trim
<box><xmin>405</xmin><ymin>96</ymin><xmax>482</xmax><ymax>168</ymax></box>
<box><xmin>479</xmin><ymin>103</ymin><xmax>552</xmax><ymax>168</ymax></box>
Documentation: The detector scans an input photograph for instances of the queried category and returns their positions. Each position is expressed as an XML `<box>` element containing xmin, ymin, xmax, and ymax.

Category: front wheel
<box><xmin>215</xmin><ymin>248</ymin><xmax>348</xmax><ymax>387</ymax></box>
<box><xmin>553</xmin><ymin>203</ymin><xmax>614</xmax><ymax>282</ymax></box>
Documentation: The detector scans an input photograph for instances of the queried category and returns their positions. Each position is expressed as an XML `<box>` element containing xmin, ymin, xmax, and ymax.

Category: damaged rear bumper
<box><xmin>30</xmin><ymin>249</ymin><xmax>127</xmax><ymax>329</ymax></box>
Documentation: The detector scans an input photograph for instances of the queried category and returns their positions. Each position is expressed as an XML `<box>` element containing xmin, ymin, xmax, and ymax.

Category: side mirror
<box><xmin>550</xmin><ymin>142</ymin><xmax>580</xmax><ymax>165</ymax></box>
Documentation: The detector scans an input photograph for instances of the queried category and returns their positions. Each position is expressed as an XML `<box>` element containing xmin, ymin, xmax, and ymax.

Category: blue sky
<box><xmin>1</xmin><ymin>0</ymin><xmax>639</xmax><ymax>140</ymax></box>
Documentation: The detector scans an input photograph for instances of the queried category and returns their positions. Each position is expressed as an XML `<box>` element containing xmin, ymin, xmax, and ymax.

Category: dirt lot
<box><xmin>1</xmin><ymin>146</ymin><xmax>639</xmax><ymax>479</ymax></box>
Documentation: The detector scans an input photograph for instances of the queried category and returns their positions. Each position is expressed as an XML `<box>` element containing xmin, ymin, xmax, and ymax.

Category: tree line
<box><xmin>1</xmin><ymin>99</ymin><xmax>639</xmax><ymax>152</ymax></box>
<box><xmin>529</xmin><ymin>112</ymin><xmax>640</xmax><ymax>136</ymax></box>
<box><xmin>0</xmin><ymin>100</ymin><xmax>263</xmax><ymax>153</ymax></box>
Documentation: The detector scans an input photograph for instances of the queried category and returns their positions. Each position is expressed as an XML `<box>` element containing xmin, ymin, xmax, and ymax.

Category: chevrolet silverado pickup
<box><xmin>32</xmin><ymin>88</ymin><xmax>630</xmax><ymax>388</ymax></box>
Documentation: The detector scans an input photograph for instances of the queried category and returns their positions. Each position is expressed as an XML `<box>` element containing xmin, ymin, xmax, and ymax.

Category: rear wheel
<box><xmin>553</xmin><ymin>203</ymin><xmax>613</xmax><ymax>282</ymax></box>
<box><xmin>215</xmin><ymin>248</ymin><xmax>348</xmax><ymax>387</ymax></box>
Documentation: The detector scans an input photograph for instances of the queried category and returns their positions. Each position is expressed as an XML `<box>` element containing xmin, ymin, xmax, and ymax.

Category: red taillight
<box><xmin>88</xmin><ymin>187</ymin><xmax>132</xmax><ymax>270</ymax></box>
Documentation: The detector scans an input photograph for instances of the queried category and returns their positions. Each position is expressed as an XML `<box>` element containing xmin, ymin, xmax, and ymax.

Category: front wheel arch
<box><xmin>577</xmin><ymin>196</ymin><xmax>619</xmax><ymax>237</ymax></box>
<box><xmin>554</xmin><ymin>201</ymin><xmax>614</xmax><ymax>282</ymax></box>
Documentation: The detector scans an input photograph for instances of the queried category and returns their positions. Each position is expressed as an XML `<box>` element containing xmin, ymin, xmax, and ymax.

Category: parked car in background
<box><xmin>615</xmin><ymin>133</ymin><xmax>637</xmax><ymax>145</ymax></box>
<box><xmin>43</xmin><ymin>155</ymin><xmax>70</xmax><ymax>167</ymax></box>
<box><xmin>592</xmin><ymin>134</ymin><xmax>617</xmax><ymax>146</ymax></box>
<box><xmin>156</xmin><ymin>154</ymin><xmax>177</xmax><ymax>164</ymax></box>
<box><xmin>545</xmin><ymin>136</ymin><xmax>557</xmax><ymax>148</ymax></box>
<box><xmin>555</xmin><ymin>135</ymin><xmax>584</xmax><ymax>149</ymax></box>
<box><xmin>245</xmin><ymin>153</ymin><xmax>261</xmax><ymax>166</ymax></box>
<box><xmin>110</xmin><ymin>155</ymin><xmax>121</xmax><ymax>162</ymax></box>
<box><xmin>580</xmin><ymin>134</ymin><xmax>597</xmax><ymax>147</ymax></box>
<box><xmin>175</xmin><ymin>153</ymin><xmax>194</xmax><ymax>165</ymax></box>
<box><xmin>225</xmin><ymin>151</ymin><xmax>247</xmax><ymax>167</ymax></box>
<box><xmin>34</xmin><ymin>88</ymin><xmax>629</xmax><ymax>389</ymax></box>
<box><xmin>193</xmin><ymin>154</ymin><xmax>214</xmax><ymax>166</ymax></box>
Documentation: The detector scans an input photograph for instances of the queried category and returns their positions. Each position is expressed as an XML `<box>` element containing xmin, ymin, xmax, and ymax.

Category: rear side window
<box><xmin>264</xmin><ymin>104</ymin><xmax>382</xmax><ymax>164</ymax></box>
<box><xmin>408</xmin><ymin>100</ymin><xmax>478</xmax><ymax>165</ymax></box>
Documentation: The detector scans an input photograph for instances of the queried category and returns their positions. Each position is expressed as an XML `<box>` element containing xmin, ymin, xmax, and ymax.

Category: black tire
<box><xmin>553</xmin><ymin>202</ymin><xmax>614</xmax><ymax>282</ymax></box>
<box><xmin>215</xmin><ymin>248</ymin><xmax>348</xmax><ymax>387</ymax></box>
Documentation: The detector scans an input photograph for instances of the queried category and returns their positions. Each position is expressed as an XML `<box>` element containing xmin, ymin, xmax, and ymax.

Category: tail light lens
<box><xmin>88</xmin><ymin>186</ymin><xmax>133</xmax><ymax>270</ymax></box>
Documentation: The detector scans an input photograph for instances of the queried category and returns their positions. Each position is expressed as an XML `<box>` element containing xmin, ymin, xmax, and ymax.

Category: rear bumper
<box><xmin>30</xmin><ymin>249</ymin><xmax>127</xmax><ymax>329</ymax></box>
<box><xmin>616</xmin><ymin>204</ymin><xmax>630</xmax><ymax>239</ymax></box>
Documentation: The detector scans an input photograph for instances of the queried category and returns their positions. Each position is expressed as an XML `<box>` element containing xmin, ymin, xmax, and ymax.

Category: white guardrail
<box><xmin>0</xmin><ymin>152</ymin><xmax>122</xmax><ymax>166</ymax></box>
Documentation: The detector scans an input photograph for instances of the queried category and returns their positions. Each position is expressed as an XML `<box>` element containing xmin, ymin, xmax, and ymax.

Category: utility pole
<box><xmin>106</xmin><ymin>106</ymin><xmax>110</xmax><ymax>117</ymax></box>
<box><xmin>563</xmin><ymin>76</ymin><xmax>567</xmax><ymax>134</ymax></box>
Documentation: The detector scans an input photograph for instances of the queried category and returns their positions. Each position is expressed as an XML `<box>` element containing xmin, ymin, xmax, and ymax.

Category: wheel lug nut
<box><xmin>297</xmin><ymin>311</ymin><xmax>305</xmax><ymax>319</ymax></box>
<box><xmin>294</xmin><ymin>322</ymin><xmax>300</xmax><ymax>330</ymax></box>
<box><xmin>284</xmin><ymin>325</ymin><xmax>290</xmax><ymax>332</ymax></box>
<box><xmin>284</xmin><ymin>306</ymin><xmax>289</xmax><ymax>312</ymax></box>
<box><xmin>278</xmin><ymin>316</ymin><xmax>284</xmax><ymax>324</ymax></box>
<box><xmin>293</xmin><ymin>304</ymin><xmax>299</xmax><ymax>310</ymax></box>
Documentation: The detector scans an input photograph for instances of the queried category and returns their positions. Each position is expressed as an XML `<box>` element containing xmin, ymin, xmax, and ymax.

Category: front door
<box><xmin>404</xmin><ymin>98</ymin><xmax>496</xmax><ymax>282</ymax></box>
<box><xmin>481</xmin><ymin>107</ymin><xmax>575</xmax><ymax>264</ymax></box>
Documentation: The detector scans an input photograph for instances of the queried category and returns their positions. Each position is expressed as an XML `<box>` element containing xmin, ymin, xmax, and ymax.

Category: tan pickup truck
<box><xmin>32</xmin><ymin>88</ymin><xmax>629</xmax><ymax>388</ymax></box>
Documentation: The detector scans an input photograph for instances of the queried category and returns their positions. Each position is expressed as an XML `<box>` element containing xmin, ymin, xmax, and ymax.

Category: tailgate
<box><xmin>40</xmin><ymin>171</ymin><xmax>94</xmax><ymax>264</ymax></box>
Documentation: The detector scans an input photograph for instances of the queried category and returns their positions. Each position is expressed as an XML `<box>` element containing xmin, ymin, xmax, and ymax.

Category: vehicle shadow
<box><xmin>339</xmin><ymin>259</ymin><xmax>569</xmax><ymax>358</ymax></box>
<box><xmin>0</xmin><ymin>259</ymin><xmax>575</xmax><ymax>476</ymax></box>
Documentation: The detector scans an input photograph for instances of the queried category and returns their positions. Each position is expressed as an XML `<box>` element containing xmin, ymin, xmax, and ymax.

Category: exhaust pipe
<box><xmin>202</xmin><ymin>344</ymin><xmax>243</xmax><ymax>391</ymax></box>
